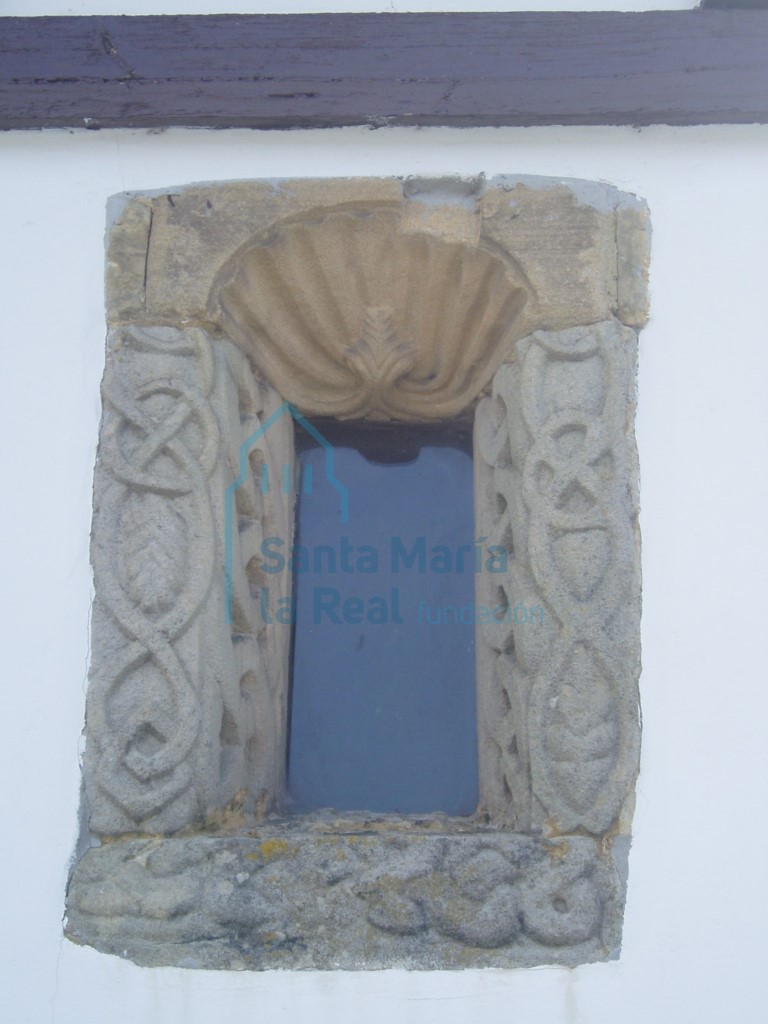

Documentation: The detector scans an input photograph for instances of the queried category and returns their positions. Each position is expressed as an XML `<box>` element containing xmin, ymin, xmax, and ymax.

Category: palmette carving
<box><xmin>475</xmin><ymin>321</ymin><xmax>641</xmax><ymax>834</ymax></box>
<box><xmin>342</xmin><ymin>307</ymin><xmax>418</xmax><ymax>418</ymax></box>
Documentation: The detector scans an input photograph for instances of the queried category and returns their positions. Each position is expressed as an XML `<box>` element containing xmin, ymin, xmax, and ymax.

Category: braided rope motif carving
<box><xmin>86</xmin><ymin>326</ymin><xmax>219</xmax><ymax>829</ymax></box>
<box><xmin>476</xmin><ymin>320</ymin><xmax>640</xmax><ymax>833</ymax></box>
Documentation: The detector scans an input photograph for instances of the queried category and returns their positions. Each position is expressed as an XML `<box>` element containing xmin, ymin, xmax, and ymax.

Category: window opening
<box><xmin>287</xmin><ymin>420</ymin><xmax>478</xmax><ymax>815</ymax></box>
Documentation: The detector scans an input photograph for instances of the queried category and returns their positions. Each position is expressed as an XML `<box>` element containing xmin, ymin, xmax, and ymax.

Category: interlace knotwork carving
<box><xmin>86</xmin><ymin>326</ymin><xmax>219</xmax><ymax>828</ymax></box>
<box><xmin>475</xmin><ymin>320</ymin><xmax>640</xmax><ymax>833</ymax></box>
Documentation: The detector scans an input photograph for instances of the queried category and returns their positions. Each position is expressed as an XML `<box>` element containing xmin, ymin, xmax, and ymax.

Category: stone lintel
<box><xmin>104</xmin><ymin>177</ymin><xmax>650</xmax><ymax>336</ymax></box>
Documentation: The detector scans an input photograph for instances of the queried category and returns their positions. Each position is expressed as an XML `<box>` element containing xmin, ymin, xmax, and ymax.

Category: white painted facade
<box><xmin>1</xmin><ymin>3</ymin><xmax>766</xmax><ymax>1021</ymax></box>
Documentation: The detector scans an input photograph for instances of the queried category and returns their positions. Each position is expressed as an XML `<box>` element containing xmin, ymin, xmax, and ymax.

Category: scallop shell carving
<box><xmin>211</xmin><ymin>208</ymin><xmax>530</xmax><ymax>420</ymax></box>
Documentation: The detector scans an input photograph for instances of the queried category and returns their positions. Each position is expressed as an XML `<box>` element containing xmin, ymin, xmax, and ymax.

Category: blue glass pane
<box><xmin>286</xmin><ymin>433</ymin><xmax>478</xmax><ymax>816</ymax></box>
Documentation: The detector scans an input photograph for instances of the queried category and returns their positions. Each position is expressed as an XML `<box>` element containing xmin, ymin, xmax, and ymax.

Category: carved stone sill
<box><xmin>67</xmin><ymin>821</ymin><xmax>626</xmax><ymax>970</ymax></box>
<box><xmin>68</xmin><ymin>176</ymin><xmax>648</xmax><ymax>971</ymax></box>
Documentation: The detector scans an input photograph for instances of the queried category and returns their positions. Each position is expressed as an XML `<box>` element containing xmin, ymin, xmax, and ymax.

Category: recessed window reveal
<box><xmin>287</xmin><ymin>422</ymin><xmax>483</xmax><ymax>816</ymax></box>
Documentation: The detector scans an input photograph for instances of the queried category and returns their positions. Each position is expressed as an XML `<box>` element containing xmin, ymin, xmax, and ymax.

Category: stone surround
<box><xmin>67</xmin><ymin>176</ymin><xmax>649</xmax><ymax>970</ymax></box>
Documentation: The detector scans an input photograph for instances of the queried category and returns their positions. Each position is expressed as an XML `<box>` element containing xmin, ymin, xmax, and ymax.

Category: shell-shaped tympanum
<box><xmin>210</xmin><ymin>207</ymin><xmax>530</xmax><ymax>421</ymax></box>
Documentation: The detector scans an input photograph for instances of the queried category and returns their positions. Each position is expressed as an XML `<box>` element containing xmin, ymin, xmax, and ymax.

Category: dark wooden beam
<box><xmin>2</xmin><ymin>12</ymin><xmax>768</xmax><ymax>130</ymax></box>
<box><xmin>701</xmin><ymin>1</ymin><xmax>768</xmax><ymax>9</ymax></box>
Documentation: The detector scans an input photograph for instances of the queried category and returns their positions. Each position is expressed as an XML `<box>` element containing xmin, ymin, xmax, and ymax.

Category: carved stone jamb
<box><xmin>475</xmin><ymin>320</ymin><xmax>641</xmax><ymax>834</ymax></box>
<box><xmin>69</xmin><ymin>176</ymin><xmax>649</xmax><ymax>971</ymax></box>
<box><xmin>84</xmin><ymin>324</ymin><xmax>293</xmax><ymax>834</ymax></box>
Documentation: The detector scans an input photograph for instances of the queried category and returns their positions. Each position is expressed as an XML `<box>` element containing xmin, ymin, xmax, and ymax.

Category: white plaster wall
<box><xmin>2</xmin><ymin>4</ymin><xmax>767</xmax><ymax>1023</ymax></box>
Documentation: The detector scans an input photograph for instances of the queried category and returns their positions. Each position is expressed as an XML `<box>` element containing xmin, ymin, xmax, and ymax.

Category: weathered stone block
<box><xmin>66</xmin><ymin>825</ymin><xmax>626</xmax><ymax>970</ymax></box>
<box><xmin>105</xmin><ymin>195</ymin><xmax>152</xmax><ymax>322</ymax></box>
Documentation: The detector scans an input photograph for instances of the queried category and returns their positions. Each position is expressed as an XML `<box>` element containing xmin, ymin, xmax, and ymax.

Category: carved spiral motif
<box><xmin>88</xmin><ymin>326</ymin><xmax>219</xmax><ymax>823</ymax></box>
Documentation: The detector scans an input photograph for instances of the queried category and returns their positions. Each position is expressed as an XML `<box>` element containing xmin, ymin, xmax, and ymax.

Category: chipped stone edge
<box><xmin>105</xmin><ymin>195</ymin><xmax>152</xmax><ymax>324</ymax></box>
<box><xmin>617</xmin><ymin>201</ymin><xmax>652</xmax><ymax>328</ymax></box>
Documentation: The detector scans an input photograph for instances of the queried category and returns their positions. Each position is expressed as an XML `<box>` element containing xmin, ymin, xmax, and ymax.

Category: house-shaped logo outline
<box><xmin>224</xmin><ymin>401</ymin><xmax>349</xmax><ymax>625</ymax></box>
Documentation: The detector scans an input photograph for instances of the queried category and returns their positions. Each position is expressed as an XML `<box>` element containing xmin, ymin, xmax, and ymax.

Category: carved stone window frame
<box><xmin>66</xmin><ymin>175</ymin><xmax>649</xmax><ymax>971</ymax></box>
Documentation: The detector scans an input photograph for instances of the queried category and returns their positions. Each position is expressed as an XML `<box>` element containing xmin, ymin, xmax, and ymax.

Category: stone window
<box><xmin>66</xmin><ymin>175</ymin><xmax>649</xmax><ymax>970</ymax></box>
